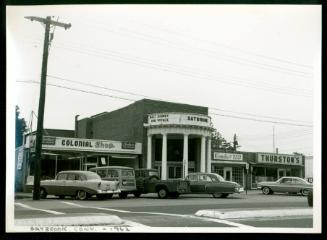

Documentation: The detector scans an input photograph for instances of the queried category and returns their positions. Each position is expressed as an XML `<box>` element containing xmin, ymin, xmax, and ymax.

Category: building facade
<box><xmin>17</xmin><ymin>99</ymin><xmax>306</xmax><ymax>190</ymax></box>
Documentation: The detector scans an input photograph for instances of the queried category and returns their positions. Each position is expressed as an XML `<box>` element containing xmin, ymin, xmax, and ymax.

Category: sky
<box><xmin>7</xmin><ymin>4</ymin><xmax>321</xmax><ymax>156</ymax></box>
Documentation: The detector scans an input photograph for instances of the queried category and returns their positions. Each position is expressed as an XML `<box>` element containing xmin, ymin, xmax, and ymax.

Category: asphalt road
<box><xmin>12</xmin><ymin>191</ymin><xmax>313</xmax><ymax>230</ymax></box>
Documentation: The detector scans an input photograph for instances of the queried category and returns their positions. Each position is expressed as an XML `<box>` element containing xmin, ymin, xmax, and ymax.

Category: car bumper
<box><xmin>236</xmin><ymin>187</ymin><xmax>244</xmax><ymax>193</ymax></box>
<box><xmin>97</xmin><ymin>189</ymin><xmax>121</xmax><ymax>194</ymax></box>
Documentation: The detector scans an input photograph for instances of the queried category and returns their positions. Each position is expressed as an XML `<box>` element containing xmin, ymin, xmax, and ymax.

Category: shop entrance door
<box><xmin>278</xmin><ymin>169</ymin><xmax>286</xmax><ymax>179</ymax></box>
<box><xmin>224</xmin><ymin>167</ymin><xmax>232</xmax><ymax>181</ymax></box>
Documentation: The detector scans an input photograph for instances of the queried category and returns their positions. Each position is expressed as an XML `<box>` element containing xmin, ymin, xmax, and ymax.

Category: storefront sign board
<box><xmin>257</xmin><ymin>153</ymin><xmax>304</xmax><ymax>166</ymax></box>
<box><xmin>147</xmin><ymin>113</ymin><xmax>211</xmax><ymax>128</ymax></box>
<box><xmin>213</xmin><ymin>152</ymin><xmax>243</xmax><ymax>161</ymax></box>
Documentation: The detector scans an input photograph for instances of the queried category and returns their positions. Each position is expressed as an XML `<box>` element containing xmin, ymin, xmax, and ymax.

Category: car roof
<box><xmin>135</xmin><ymin>168</ymin><xmax>158</xmax><ymax>171</ymax></box>
<box><xmin>89</xmin><ymin>166</ymin><xmax>134</xmax><ymax>170</ymax></box>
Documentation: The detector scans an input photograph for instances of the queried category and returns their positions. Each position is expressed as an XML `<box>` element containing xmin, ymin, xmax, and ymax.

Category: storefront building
<box><xmin>250</xmin><ymin>152</ymin><xmax>305</xmax><ymax>189</ymax></box>
<box><xmin>76</xmin><ymin>99</ymin><xmax>213</xmax><ymax>180</ymax></box>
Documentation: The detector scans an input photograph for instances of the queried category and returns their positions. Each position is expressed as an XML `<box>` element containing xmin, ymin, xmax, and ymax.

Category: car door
<box><xmin>65</xmin><ymin>173</ymin><xmax>80</xmax><ymax>196</ymax></box>
<box><xmin>276</xmin><ymin>178</ymin><xmax>293</xmax><ymax>193</ymax></box>
<box><xmin>51</xmin><ymin>173</ymin><xmax>67</xmax><ymax>195</ymax></box>
<box><xmin>206</xmin><ymin>175</ymin><xmax>231</xmax><ymax>193</ymax></box>
<box><xmin>291</xmin><ymin>178</ymin><xmax>306</xmax><ymax>192</ymax></box>
<box><xmin>187</xmin><ymin>174</ymin><xmax>202</xmax><ymax>193</ymax></box>
<box><xmin>191</xmin><ymin>174</ymin><xmax>207</xmax><ymax>193</ymax></box>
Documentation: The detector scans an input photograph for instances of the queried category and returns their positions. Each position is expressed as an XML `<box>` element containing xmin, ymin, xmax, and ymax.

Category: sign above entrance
<box><xmin>257</xmin><ymin>153</ymin><xmax>304</xmax><ymax>166</ymax></box>
<box><xmin>213</xmin><ymin>152</ymin><xmax>243</xmax><ymax>161</ymax></box>
<box><xmin>146</xmin><ymin>113</ymin><xmax>211</xmax><ymax>128</ymax></box>
<box><xmin>25</xmin><ymin>135</ymin><xmax>142</xmax><ymax>154</ymax></box>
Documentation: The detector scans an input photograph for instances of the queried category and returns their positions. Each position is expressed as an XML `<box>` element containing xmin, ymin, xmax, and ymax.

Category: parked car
<box><xmin>37</xmin><ymin>171</ymin><xmax>120</xmax><ymax>200</ymax></box>
<box><xmin>185</xmin><ymin>172</ymin><xmax>244</xmax><ymax>198</ymax></box>
<box><xmin>257</xmin><ymin>176</ymin><xmax>312</xmax><ymax>196</ymax></box>
<box><xmin>134</xmin><ymin>169</ymin><xmax>190</xmax><ymax>199</ymax></box>
<box><xmin>90</xmin><ymin>166</ymin><xmax>137</xmax><ymax>199</ymax></box>
<box><xmin>307</xmin><ymin>190</ymin><xmax>313</xmax><ymax>207</ymax></box>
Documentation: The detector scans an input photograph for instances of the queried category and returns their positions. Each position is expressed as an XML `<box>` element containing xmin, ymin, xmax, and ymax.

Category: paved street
<box><xmin>13</xmin><ymin>190</ymin><xmax>313</xmax><ymax>230</ymax></box>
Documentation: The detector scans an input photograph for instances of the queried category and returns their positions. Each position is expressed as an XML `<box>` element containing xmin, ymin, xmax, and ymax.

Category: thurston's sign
<box><xmin>257</xmin><ymin>153</ymin><xmax>304</xmax><ymax>166</ymax></box>
<box><xmin>213</xmin><ymin>152</ymin><xmax>243</xmax><ymax>161</ymax></box>
<box><xmin>146</xmin><ymin>113</ymin><xmax>211</xmax><ymax>128</ymax></box>
<box><xmin>26</xmin><ymin>136</ymin><xmax>142</xmax><ymax>154</ymax></box>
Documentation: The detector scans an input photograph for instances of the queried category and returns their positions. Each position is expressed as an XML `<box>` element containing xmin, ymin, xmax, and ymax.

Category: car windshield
<box><xmin>84</xmin><ymin>172</ymin><xmax>101</xmax><ymax>180</ymax></box>
<box><xmin>211</xmin><ymin>173</ymin><xmax>225</xmax><ymax>181</ymax></box>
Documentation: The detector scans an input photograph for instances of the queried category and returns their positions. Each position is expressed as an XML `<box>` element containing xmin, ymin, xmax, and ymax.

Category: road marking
<box><xmin>15</xmin><ymin>203</ymin><xmax>65</xmax><ymax>215</ymax></box>
<box><xmin>59</xmin><ymin>201</ymin><xmax>253</xmax><ymax>228</ymax></box>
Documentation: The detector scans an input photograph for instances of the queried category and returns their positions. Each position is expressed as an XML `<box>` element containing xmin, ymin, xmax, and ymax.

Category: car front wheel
<box><xmin>301</xmin><ymin>189</ymin><xmax>310</xmax><ymax>196</ymax></box>
<box><xmin>212</xmin><ymin>193</ymin><xmax>223</xmax><ymax>198</ymax></box>
<box><xmin>76</xmin><ymin>190</ymin><xmax>88</xmax><ymax>200</ymax></box>
<box><xmin>157</xmin><ymin>188</ymin><xmax>168</xmax><ymax>199</ymax></box>
<box><xmin>262</xmin><ymin>187</ymin><xmax>271</xmax><ymax>195</ymax></box>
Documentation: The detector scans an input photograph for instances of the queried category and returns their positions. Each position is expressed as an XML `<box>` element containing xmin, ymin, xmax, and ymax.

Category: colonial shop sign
<box><xmin>257</xmin><ymin>153</ymin><xmax>304</xmax><ymax>166</ymax></box>
<box><xmin>213</xmin><ymin>152</ymin><xmax>243</xmax><ymax>161</ymax></box>
<box><xmin>25</xmin><ymin>135</ymin><xmax>142</xmax><ymax>154</ymax></box>
<box><xmin>147</xmin><ymin>113</ymin><xmax>211</xmax><ymax>128</ymax></box>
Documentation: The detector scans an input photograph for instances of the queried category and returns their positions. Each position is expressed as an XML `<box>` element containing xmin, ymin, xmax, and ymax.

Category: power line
<box><xmin>27</xmin><ymin>37</ymin><xmax>313</xmax><ymax>96</ymax></box>
<box><xmin>76</xmin><ymin>18</ymin><xmax>313</xmax><ymax>78</ymax></box>
<box><xmin>17</xmin><ymin>80</ymin><xmax>313</xmax><ymax>128</ymax></box>
<box><xmin>209</xmin><ymin>111</ymin><xmax>313</xmax><ymax>127</ymax></box>
<box><xmin>123</xmin><ymin>17</ymin><xmax>314</xmax><ymax>70</ymax></box>
<box><xmin>45</xmin><ymin>41</ymin><xmax>313</xmax><ymax>97</ymax></box>
<box><xmin>46</xmin><ymin>73</ymin><xmax>313</xmax><ymax>124</ymax></box>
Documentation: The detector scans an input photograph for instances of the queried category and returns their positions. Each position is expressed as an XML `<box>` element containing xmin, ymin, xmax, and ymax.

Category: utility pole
<box><xmin>273</xmin><ymin>126</ymin><xmax>275</xmax><ymax>153</ymax></box>
<box><xmin>25</xmin><ymin>16</ymin><xmax>71</xmax><ymax>200</ymax></box>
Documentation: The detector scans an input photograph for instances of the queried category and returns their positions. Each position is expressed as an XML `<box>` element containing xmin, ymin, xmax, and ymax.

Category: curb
<box><xmin>195</xmin><ymin>208</ymin><xmax>313</xmax><ymax>220</ymax></box>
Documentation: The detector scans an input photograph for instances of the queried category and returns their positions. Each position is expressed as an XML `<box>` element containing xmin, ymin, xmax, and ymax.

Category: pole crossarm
<box><xmin>25</xmin><ymin>16</ymin><xmax>72</xmax><ymax>30</ymax></box>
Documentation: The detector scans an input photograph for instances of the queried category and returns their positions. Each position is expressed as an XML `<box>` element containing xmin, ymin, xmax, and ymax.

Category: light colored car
<box><xmin>185</xmin><ymin>172</ymin><xmax>244</xmax><ymax>198</ymax></box>
<box><xmin>38</xmin><ymin>170</ymin><xmax>120</xmax><ymax>200</ymax></box>
<box><xmin>257</xmin><ymin>176</ymin><xmax>312</xmax><ymax>196</ymax></box>
<box><xmin>90</xmin><ymin>166</ymin><xmax>137</xmax><ymax>199</ymax></box>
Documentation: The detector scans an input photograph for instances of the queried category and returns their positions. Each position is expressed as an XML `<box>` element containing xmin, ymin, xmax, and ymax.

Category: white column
<box><xmin>200</xmin><ymin>135</ymin><xmax>206</xmax><ymax>172</ymax></box>
<box><xmin>183</xmin><ymin>134</ymin><xmax>189</xmax><ymax>178</ymax></box>
<box><xmin>206</xmin><ymin>138</ymin><xmax>211</xmax><ymax>173</ymax></box>
<box><xmin>161</xmin><ymin>133</ymin><xmax>167</xmax><ymax>180</ymax></box>
<box><xmin>147</xmin><ymin>134</ymin><xmax>152</xmax><ymax>169</ymax></box>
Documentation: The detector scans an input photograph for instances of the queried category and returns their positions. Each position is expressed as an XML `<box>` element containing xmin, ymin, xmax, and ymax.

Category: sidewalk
<box><xmin>15</xmin><ymin>192</ymin><xmax>33</xmax><ymax>199</ymax></box>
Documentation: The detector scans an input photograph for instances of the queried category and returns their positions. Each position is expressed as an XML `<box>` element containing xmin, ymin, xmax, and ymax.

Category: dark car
<box><xmin>185</xmin><ymin>172</ymin><xmax>244</xmax><ymax>198</ymax></box>
<box><xmin>134</xmin><ymin>169</ymin><xmax>190</xmax><ymax>199</ymax></box>
<box><xmin>257</xmin><ymin>176</ymin><xmax>312</xmax><ymax>196</ymax></box>
<box><xmin>34</xmin><ymin>171</ymin><xmax>120</xmax><ymax>200</ymax></box>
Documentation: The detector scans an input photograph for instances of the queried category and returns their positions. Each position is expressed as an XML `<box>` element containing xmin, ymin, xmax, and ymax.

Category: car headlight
<box><xmin>122</xmin><ymin>180</ymin><xmax>127</xmax><ymax>186</ymax></box>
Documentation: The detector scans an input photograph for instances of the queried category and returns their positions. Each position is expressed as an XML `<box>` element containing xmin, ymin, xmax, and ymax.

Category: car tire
<box><xmin>301</xmin><ymin>189</ymin><xmax>310</xmax><ymax>196</ymax></box>
<box><xmin>96</xmin><ymin>194</ymin><xmax>106</xmax><ymax>200</ymax></box>
<box><xmin>221</xmin><ymin>193</ymin><xmax>229</xmax><ymax>198</ymax></box>
<box><xmin>169</xmin><ymin>192</ymin><xmax>180</xmax><ymax>199</ymax></box>
<box><xmin>262</xmin><ymin>187</ymin><xmax>271</xmax><ymax>195</ymax></box>
<box><xmin>307</xmin><ymin>191</ymin><xmax>313</xmax><ymax>207</ymax></box>
<box><xmin>133</xmin><ymin>192</ymin><xmax>141</xmax><ymax>198</ymax></box>
<box><xmin>212</xmin><ymin>193</ymin><xmax>223</xmax><ymax>198</ymax></box>
<box><xmin>157</xmin><ymin>188</ymin><xmax>168</xmax><ymax>199</ymax></box>
<box><xmin>119</xmin><ymin>192</ymin><xmax>128</xmax><ymax>199</ymax></box>
<box><xmin>76</xmin><ymin>190</ymin><xmax>88</xmax><ymax>200</ymax></box>
<box><xmin>106</xmin><ymin>194</ymin><xmax>113</xmax><ymax>199</ymax></box>
<box><xmin>40</xmin><ymin>188</ymin><xmax>47</xmax><ymax>199</ymax></box>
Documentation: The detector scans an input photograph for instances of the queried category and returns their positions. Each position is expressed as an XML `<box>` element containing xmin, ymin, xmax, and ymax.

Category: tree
<box><xmin>15</xmin><ymin>106</ymin><xmax>27</xmax><ymax>148</ymax></box>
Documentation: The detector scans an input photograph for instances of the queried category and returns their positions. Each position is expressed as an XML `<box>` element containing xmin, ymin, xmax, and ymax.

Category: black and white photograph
<box><xmin>6</xmin><ymin>4</ymin><xmax>322</xmax><ymax>233</ymax></box>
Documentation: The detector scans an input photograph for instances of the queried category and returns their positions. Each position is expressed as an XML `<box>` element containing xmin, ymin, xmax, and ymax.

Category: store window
<box><xmin>212</xmin><ymin>166</ymin><xmax>224</xmax><ymax>176</ymax></box>
<box><xmin>232</xmin><ymin>167</ymin><xmax>244</xmax><ymax>186</ymax></box>
<box><xmin>266</xmin><ymin>168</ymin><xmax>277</xmax><ymax>181</ymax></box>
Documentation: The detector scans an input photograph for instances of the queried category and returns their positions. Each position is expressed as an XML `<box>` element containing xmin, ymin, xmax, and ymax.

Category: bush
<box><xmin>307</xmin><ymin>190</ymin><xmax>313</xmax><ymax>207</ymax></box>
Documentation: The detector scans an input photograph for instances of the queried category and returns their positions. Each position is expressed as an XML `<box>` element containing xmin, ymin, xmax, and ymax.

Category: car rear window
<box><xmin>122</xmin><ymin>170</ymin><xmax>134</xmax><ymax>177</ymax></box>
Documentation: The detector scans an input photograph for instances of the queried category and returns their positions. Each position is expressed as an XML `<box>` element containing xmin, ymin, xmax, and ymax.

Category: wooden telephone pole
<box><xmin>25</xmin><ymin>16</ymin><xmax>71</xmax><ymax>200</ymax></box>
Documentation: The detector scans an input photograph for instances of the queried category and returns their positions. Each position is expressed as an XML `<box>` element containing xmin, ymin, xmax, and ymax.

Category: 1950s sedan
<box><xmin>257</xmin><ymin>176</ymin><xmax>312</xmax><ymax>196</ymax></box>
<box><xmin>38</xmin><ymin>171</ymin><xmax>121</xmax><ymax>200</ymax></box>
<box><xmin>185</xmin><ymin>172</ymin><xmax>244</xmax><ymax>198</ymax></box>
